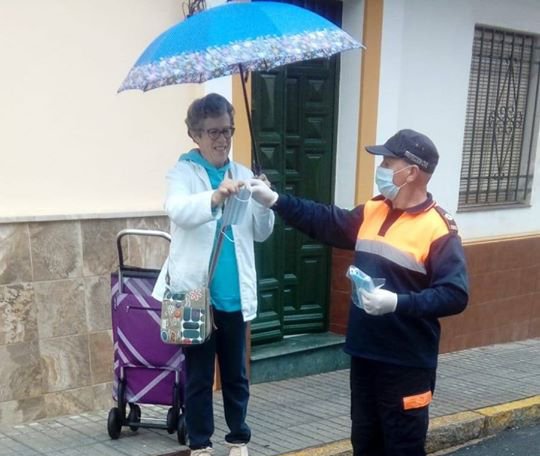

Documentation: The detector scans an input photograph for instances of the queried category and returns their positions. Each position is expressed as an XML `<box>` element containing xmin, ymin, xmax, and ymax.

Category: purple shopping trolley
<box><xmin>107</xmin><ymin>229</ymin><xmax>187</xmax><ymax>445</ymax></box>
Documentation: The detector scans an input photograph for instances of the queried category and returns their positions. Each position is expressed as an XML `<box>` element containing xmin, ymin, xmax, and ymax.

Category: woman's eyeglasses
<box><xmin>200</xmin><ymin>127</ymin><xmax>235</xmax><ymax>140</ymax></box>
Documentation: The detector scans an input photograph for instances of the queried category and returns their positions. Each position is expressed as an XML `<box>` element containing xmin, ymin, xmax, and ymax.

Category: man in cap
<box><xmin>249</xmin><ymin>129</ymin><xmax>469</xmax><ymax>456</ymax></box>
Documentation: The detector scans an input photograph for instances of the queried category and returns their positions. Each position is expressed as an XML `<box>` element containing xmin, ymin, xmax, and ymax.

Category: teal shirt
<box><xmin>180</xmin><ymin>150</ymin><xmax>241</xmax><ymax>312</ymax></box>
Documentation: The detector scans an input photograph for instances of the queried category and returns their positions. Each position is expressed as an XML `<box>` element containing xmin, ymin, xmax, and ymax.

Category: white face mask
<box><xmin>375</xmin><ymin>165</ymin><xmax>412</xmax><ymax>200</ymax></box>
<box><xmin>221</xmin><ymin>187</ymin><xmax>252</xmax><ymax>226</ymax></box>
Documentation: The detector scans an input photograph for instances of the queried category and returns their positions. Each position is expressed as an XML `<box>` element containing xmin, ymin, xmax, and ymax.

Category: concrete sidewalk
<box><xmin>1</xmin><ymin>338</ymin><xmax>540</xmax><ymax>456</ymax></box>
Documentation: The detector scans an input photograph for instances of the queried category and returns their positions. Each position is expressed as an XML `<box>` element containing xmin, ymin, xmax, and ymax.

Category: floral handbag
<box><xmin>160</xmin><ymin>286</ymin><xmax>213</xmax><ymax>345</ymax></box>
<box><xmin>160</xmin><ymin>221</ymin><xmax>227</xmax><ymax>346</ymax></box>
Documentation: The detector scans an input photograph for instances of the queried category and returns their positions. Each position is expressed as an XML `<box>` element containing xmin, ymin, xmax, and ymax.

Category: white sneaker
<box><xmin>190</xmin><ymin>448</ymin><xmax>214</xmax><ymax>456</ymax></box>
<box><xmin>227</xmin><ymin>443</ymin><xmax>249</xmax><ymax>456</ymax></box>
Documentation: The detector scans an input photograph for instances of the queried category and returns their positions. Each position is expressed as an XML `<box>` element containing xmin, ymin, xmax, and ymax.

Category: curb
<box><xmin>279</xmin><ymin>395</ymin><xmax>540</xmax><ymax>456</ymax></box>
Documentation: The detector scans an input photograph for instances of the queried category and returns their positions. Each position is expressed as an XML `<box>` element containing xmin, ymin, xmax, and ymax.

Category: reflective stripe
<box><xmin>356</xmin><ymin>199</ymin><xmax>451</xmax><ymax>267</ymax></box>
<box><xmin>403</xmin><ymin>390</ymin><xmax>432</xmax><ymax>410</ymax></box>
<box><xmin>356</xmin><ymin>239</ymin><xmax>427</xmax><ymax>274</ymax></box>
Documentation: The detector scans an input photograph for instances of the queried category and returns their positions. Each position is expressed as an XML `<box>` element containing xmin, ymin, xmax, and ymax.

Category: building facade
<box><xmin>0</xmin><ymin>0</ymin><xmax>539</xmax><ymax>425</ymax></box>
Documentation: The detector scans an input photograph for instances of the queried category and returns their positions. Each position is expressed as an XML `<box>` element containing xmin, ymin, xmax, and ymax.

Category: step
<box><xmin>249</xmin><ymin>332</ymin><xmax>349</xmax><ymax>384</ymax></box>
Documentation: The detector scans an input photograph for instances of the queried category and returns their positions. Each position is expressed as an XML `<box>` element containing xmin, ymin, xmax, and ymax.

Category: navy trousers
<box><xmin>184</xmin><ymin>309</ymin><xmax>251</xmax><ymax>450</ymax></box>
<box><xmin>350</xmin><ymin>357</ymin><xmax>436</xmax><ymax>456</ymax></box>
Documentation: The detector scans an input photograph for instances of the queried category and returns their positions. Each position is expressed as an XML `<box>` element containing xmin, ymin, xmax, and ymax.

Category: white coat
<box><xmin>152</xmin><ymin>159</ymin><xmax>275</xmax><ymax>322</ymax></box>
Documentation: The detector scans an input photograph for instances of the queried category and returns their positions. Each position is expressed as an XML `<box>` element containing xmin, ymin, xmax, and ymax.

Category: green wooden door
<box><xmin>251</xmin><ymin>0</ymin><xmax>342</xmax><ymax>345</ymax></box>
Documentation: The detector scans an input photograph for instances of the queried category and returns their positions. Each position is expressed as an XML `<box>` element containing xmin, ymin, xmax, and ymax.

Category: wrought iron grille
<box><xmin>459</xmin><ymin>26</ymin><xmax>540</xmax><ymax>209</ymax></box>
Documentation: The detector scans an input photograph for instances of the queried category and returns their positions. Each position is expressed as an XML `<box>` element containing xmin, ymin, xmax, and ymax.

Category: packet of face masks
<box><xmin>346</xmin><ymin>266</ymin><xmax>385</xmax><ymax>309</ymax></box>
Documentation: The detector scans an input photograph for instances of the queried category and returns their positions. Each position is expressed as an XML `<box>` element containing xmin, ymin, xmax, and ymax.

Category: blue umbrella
<box><xmin>119</xmin><ymin>1</ymin><xmax>364</xmax><ymax>172</ymax></box>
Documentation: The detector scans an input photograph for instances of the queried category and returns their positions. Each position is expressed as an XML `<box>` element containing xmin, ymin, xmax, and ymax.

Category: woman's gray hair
<box><xmin>185</xmin><ymin>93</ymin><xmax>235</xmax><ymax>138</ymax></box>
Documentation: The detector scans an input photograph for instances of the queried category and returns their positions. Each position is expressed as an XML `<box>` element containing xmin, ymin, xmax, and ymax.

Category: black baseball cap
<box><xmin>366</xmin><ymin>129</ymin><xmax>439</xmax><ymax>174</ymax></box>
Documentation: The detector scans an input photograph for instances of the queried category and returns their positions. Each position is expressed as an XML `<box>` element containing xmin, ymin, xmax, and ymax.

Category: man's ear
<box><xmin>407</xmin><ymin>165</ymin><xmax>420</xmax><ymax>183</ymax></box>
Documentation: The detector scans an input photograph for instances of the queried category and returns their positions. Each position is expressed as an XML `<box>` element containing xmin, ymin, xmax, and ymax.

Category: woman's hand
<box><xmin>211</xmin><ymin>178</ymin><xmax>245</xmax><ymax>208</ymax></box>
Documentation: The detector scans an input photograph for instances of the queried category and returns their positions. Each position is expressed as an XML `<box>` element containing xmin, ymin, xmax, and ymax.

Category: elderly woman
<box><xmin>153</xmin><ymin>93</ymin><xmax>274</xmax><ymax>456</ymax></box>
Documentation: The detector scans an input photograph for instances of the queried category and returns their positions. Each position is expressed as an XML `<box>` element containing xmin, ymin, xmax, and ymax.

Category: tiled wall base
<box><xmin>330</xmin><ymin>235</ymin><xmax>540</xmax><ymax>352</ymax></box>
<box><xmin>440</xmin><ymin>235</ymin><xmax>540</xmax><ymax>352</ymax></box>
<box><xmin>0</xmin><ymin>216</ymin><xmax>169</xmax><ymax>425</ymax></box>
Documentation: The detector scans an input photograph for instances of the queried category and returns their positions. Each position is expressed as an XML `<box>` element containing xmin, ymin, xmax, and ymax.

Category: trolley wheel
<box><xmin>177</xmin><ymin>412</ymin><xmax>187</xmax><ymax>445</ymax></box>
<box><xmin>107</xmin><ymin>407</ymin><xmax>122</xmax><ymax>440</ymax></box>
<box><xmin>117</xmin><ymin>380</ymin><xmax>127</xmax><ymax>419</ymax></box>
<box><xmin>166</xmin><ymin>407</ymin><xmax>178</xmax><ymax>434</ymax></box>
<box><xmin>127</xmin><ymin>403</ymin><xmax>141</xmax><ymax>432</ymax></box>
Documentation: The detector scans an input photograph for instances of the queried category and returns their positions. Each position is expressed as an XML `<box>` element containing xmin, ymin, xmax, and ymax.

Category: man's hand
<box><xmin>249</xmin><ymin>178</ymin><xmax>278</xmax><ymax>208</ymax></box>
<box><xmin>360</xmin><ymin>288</ymin><xmax>398</xmax><ymax>316</ymax></box>
<box><xmin>255</xmin><ymin>173</ymin><xmax>272</xmax><ymax>188</ymax></box>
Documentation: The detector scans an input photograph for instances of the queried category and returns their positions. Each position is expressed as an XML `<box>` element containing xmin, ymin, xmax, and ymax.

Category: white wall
<box><xmin>0</xmin><ymin>0</ymin><xmax>211</xmax><ymax>221</ymax></box>
<box><xmin>335</xmin><ymin>0</ymin><xmax>364</xmax><ymax>208</ymax></box>
<box><xmin>377</xmin><ymin>0</ymin><xmax>540</xmax><ymax>240</ymax></box>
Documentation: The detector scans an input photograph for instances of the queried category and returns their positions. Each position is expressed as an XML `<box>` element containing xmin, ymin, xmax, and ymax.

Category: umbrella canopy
<box><xmin>118</xmin><ymin>1</ymin><xmax>363</xmax><ymax>91</ymax></box>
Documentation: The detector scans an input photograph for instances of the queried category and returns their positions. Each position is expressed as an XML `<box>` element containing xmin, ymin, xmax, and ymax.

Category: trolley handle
<box><xmin>116</xmin><ymin>229</ymin><xmax>171</xmax><ymax>270</ymax></box>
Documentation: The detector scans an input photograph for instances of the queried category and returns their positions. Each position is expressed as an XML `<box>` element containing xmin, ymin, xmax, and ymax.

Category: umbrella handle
<box><xmin>239</xmin><ymin>64</ymin><xmax>262</xmax><ymax>175</ymax></box>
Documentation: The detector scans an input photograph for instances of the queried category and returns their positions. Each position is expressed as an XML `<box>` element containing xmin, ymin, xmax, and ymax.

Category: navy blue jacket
<box><xmin>273</xmin><ymin>193</ymin><xmax>469</xmax><ymax>369</ymax></box>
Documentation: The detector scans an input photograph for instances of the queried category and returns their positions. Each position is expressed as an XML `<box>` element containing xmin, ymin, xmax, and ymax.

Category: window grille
<box><xmin>459</xmin><ymin>26</ymin><xmax>540</xmax><ymax>210</ymax></box>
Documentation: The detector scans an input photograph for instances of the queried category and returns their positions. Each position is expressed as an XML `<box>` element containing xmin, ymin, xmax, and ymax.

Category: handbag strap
<box><xmin>207</xmin><ymin>228</ymin><xmax>225</xmax><ymax>283</ymax></box>
<box><xmin>165</xmin><ymin>168</ymin><xmax>234</xmax><ymax>289</ymax></box>
<box><xmin>206</xmin><ymin>167</ymin><xmax>234</xmax><ymax>283</ymax></box>
<box><xmin>165</xmin><ymin>229</ymin><xmax>223</xmax><ymax>289</ymax></box>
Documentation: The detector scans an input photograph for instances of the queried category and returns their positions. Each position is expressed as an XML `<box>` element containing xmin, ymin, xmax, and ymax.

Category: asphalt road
<box><xmin>443</xmin><ymin>424</ymin><xmax>540</xmax><ymax>455</ymax></box>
